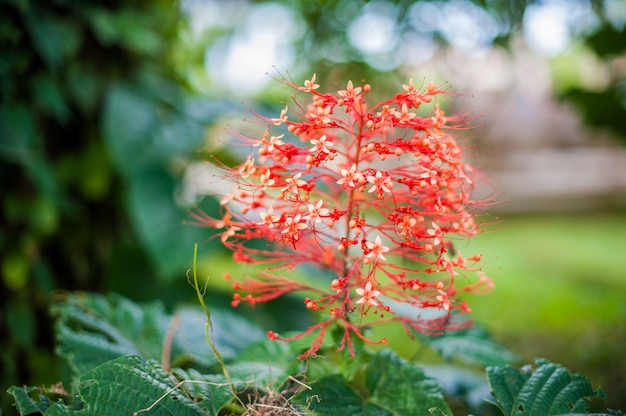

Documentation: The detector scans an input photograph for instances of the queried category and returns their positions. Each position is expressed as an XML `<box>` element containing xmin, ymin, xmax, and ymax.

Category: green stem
<box><xmin>191</xmin><ymin>244</ymin><xmax>240</xmax><ymax>407</ymax></box>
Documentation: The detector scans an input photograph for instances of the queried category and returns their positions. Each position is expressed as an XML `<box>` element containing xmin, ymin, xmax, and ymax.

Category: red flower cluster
<box><xmin>192</xmin><ymin>74</ymin><xmax>494</xmax><ymax>358</ymax></box>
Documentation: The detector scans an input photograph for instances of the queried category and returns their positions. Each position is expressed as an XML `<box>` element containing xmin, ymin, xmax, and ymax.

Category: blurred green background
<box><xmin>1</xmin><ymin>0</ymin><xmax>625</xmax><ymax>413</ymax></box>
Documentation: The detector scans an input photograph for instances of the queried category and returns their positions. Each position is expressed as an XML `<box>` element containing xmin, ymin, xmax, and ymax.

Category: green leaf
<box><xmin>2</xmin><ymin>251</ymin><xmax>30</xmax><ymax>290</ymax></box>
<box><xmin>103</xmin><ymin>81</ymin><xmax>219</xmax><ymax>176</ymax></box>
<box><xmin>427</xmin><ymin>326</ymin><xmax>519</xmax><ymax>367</ymax></box>
<box><xmin>24</xmin><ymin>9</ymin><xmax>82</xmax><ymax>70</ymax></box>
<box><xmin>115</xmin><ymin>15</ymin><xmax>161</xmax><ymax>56</ymax></box>
<box><xmin>420</xmin><ymin>364</ymin><xmax>493</xmax><ymax>414</ymax></box>
<box><xmin>297</xmin><ymin>350</ymin><xmax>452</xmax><ymax>416</ymax></box>
<box><xmin>170</xmin><ymin>368</ymin><xmax>237</xmax><ymax>416</ymax></box>
<box><xmin>227</xmin><ymin>360</ymin><xmax>288</xmax><ymax>389</ymax></box>
<box><xmin>586</xmin><ymin>24</ymin><xmax>626</xmax><ymax>57</ymax></box>
<box><xmin>86</xmin><ymin>7</ymin><xmax>161</xmax><ymax>54</ymax></box>
<box><xmin>102</xmin><ymin>81</ymin><xmax>227</xmax><ymax>278</ymax></box>
<box><xmin>486</xmin><ymin>359</ymin><xmax>618</xmax><ymax>415</ymax></box>
<box><xmin>234</xmin><ymin>336</ymin><xmax>308</xmax><ymax>384</ymax></box>
<box><xmin>7</xmin><ymin>386</ymin><xmax>55</xmax><ymax>415</ymax></box>
<box><xmin>84</xmin><ymin>7</ymin><xmax>122</xmax><ymax>46</ymax></box>
<box><xmin>0</xmin><ymin>103</ymin><xmax>61</xmax><ymax>201</ymax></box>
<box><xmin>53</xmin><ymin>292</ymin><xmax>264</xmax><ymax>375</ymax></box>
<box><xmin>561</xmin><ymin>88</ymin><xmax>626</xmax><ymax>140</ymax></box>
<box><xmin>0</xmin><ymin>103</ymin><xmax>37</xmax><ymax>163</ymax></box>
<box><xmin>65</xmin><ymin>62</ymin><xmax>101</xmax><ymax>115</ymax></box>
<box><xmin>5</xmin><ymin>298</ymin><xmax>36</xmax><ymax>346</ymax></box>
<box><xmin>168</xmin><ymin>348</ymin><xmax>295</xmax><ymax>414</ymax></box>
<box><xmin>43</xmin><ymin>355</ymin><xmax>219</xmax><ymax>416</ymax></box>
<box><xmin>30</xmin><ymin>72</ymin><xmax>71</xmax><ymax>123</ymax></box>
<box><xmin>124</xmin><ymin>169</ymin><xmax>214</xmax><ymax>278</ymax></box>
<box><xmin>300</xmin><ymin>374</ymin><xmax>366</xmax><ymax>416</ymax></box>
<box><xmin>365</xmin><ymin>350</ymin><xmax>452</xmax><ymax>415</ymax></box>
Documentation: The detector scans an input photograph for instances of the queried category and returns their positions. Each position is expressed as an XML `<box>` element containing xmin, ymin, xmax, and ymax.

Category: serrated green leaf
<box><xmin>43</xmin><ymin>355</ymin><xmax>212</xmax><ymax>416</ymax></box>
<box><xmin>487</xmin><ymin>359</ymin><xmax>614</xmax><ymax>416</ymax></box>
<box><xmin>170</xmin><ymin>355</ymin><xmax>293</xmax><ymax>414</ymax></box>
<box><xmin>486</xmin><ymin>364</ymin><xmax>527</xmax><ymax>413</ymax></box>
<box><xmin>227</xmin><ymin>360</ymin><xmax>288</xmax><ymax>389</ymax></box>
<box><xmin>53</xmin><ymin>292</ymin><xmax>264</xmax><ymax>375</ymax></box>
<box><xmin>557</xmin><ymin>414</ymin><xmax>626</xmax><ymax>416</ymax></box>
<box><xmin>171</xmin><ymin>368</ymin><xmax>237</xmax><ymax>416</ymax></box>
<box><xmin>365</xmin><ymin>350</ymin><xmax>452</xmax><ymax>415</ymax></box>
<box><xmin>297</xmin><ymin>350</ymin><xmax>452</xmax><ymax>416</ymax></box>
<box><xmin>300</xmin><ymin>374</ymin><xmax>367</xmax><ymax>416</ymax></box>
<box><xmin>7</xmin><ymin>386</ymin><xmax>54</xmax><ymax>415</ymax></box>
<box><xmin>518</xmin><ymin>364</ymin><xmax>575</xmax><ymax>414</ymax></box>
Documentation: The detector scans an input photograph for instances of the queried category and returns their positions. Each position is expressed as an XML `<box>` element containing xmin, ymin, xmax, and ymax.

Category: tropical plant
<box><xmin>6</xmin><ymin>75</ymin><xmax>624</xmax><ymax>416</ymax></box>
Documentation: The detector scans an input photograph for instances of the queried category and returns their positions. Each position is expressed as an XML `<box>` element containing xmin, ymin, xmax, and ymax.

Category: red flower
<box><xmin>193</xmin><ymin>74</ymin><xmax>495</xmax><ymax>358</ymax></box>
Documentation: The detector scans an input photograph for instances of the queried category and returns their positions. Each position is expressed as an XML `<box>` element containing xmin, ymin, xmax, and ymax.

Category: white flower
<box><xmin>259</xmin><ymin>206</ymin><xmax>279</xmax><ymax>228</ymax></box>
<box><xmin>337</xmin><ymin>164</ymin><xmax>363</xmax><ymax>188</ymax></box>
<box><xmin>366</xmin><ymin>171</ymin><xmax>392</xmax><ymax>194</ymax></box>
<box><xmin>365</xmin><ymin>236</ymin><xmax>390</xmax><ymax>261</ymax></box>
<box><xmin>309</xmin><ymin>135</ymin><xmax>334</xmax><ymax>154</ymax></box>
<box><xmin>356</xmin><ymin>281</ymin><xmax>381</xmax><ymax>306</ymax></box>
<box><xmin>304</xmin><ymin>200</ymin><xmax>330</xmax><ymax>223</ymax></box>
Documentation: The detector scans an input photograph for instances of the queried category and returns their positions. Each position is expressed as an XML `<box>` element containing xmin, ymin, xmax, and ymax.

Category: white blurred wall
<box><xmin>412</xmin><ymin>42</ymin><xmax>626</xmax><ymax>212</ymax></box>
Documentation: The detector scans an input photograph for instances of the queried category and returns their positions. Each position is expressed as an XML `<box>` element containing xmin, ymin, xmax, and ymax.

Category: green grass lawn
<box><xmin>463</xmin><ymin>210</ymin><xmax>626</xmax><ymax>408</ymax></box>
<box><xmin>465</xmin><ymin>210</ymin><xmax>626</xmax><ymax>333</ymax></box>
